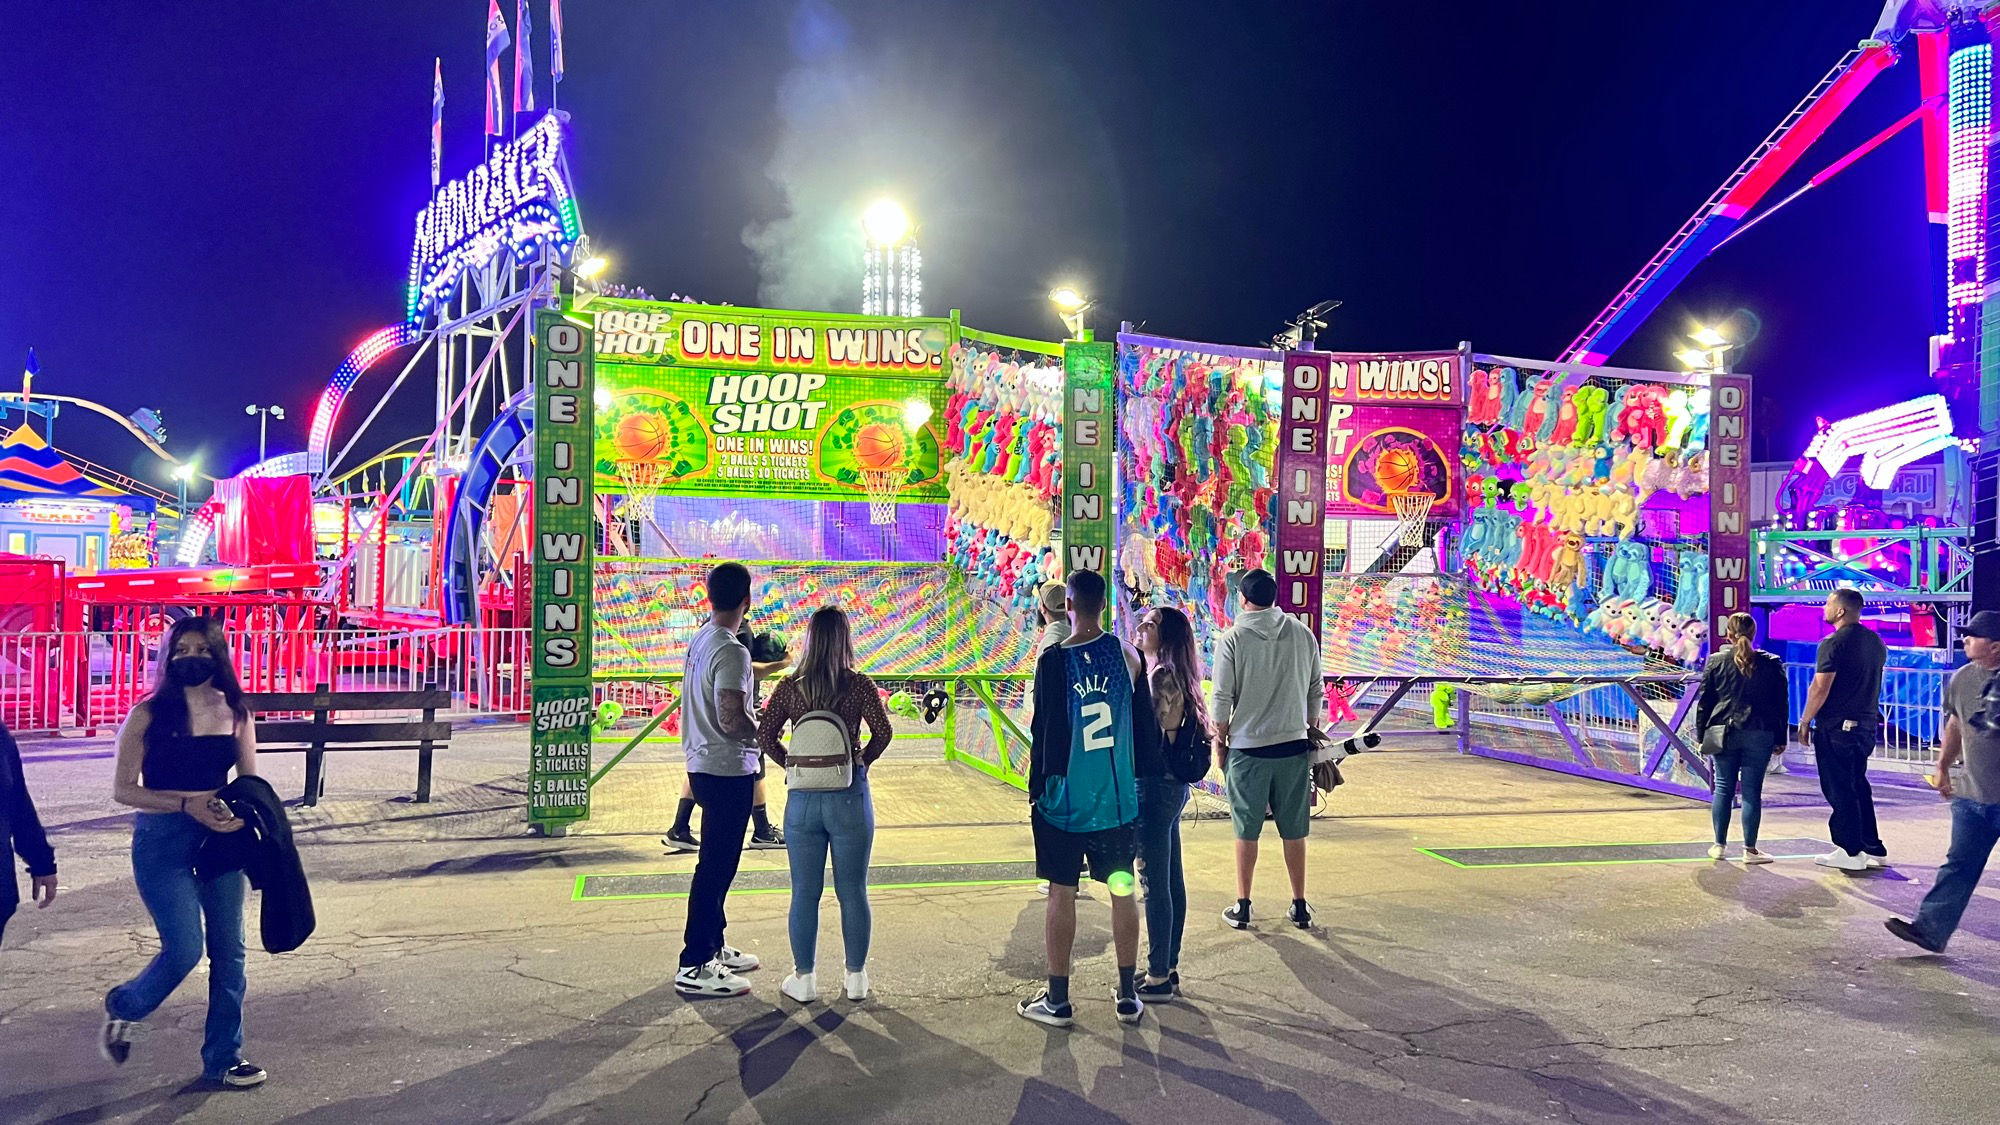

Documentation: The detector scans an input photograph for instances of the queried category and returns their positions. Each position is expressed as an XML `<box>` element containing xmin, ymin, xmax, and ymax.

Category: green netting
<box><xmin>593</xmin><ymin>558</ymin><xmax>1038</xmax><ymax>678</ymax></box>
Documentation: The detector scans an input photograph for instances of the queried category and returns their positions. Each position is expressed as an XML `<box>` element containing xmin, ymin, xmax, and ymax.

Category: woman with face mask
<box><xmin>100</xmin><ymin>616</ymin><xmax>266</xmax><ymax>1088</ymax></box>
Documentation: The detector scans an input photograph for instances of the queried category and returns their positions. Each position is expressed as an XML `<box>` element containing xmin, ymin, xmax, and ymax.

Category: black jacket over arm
<box><xmin>0</xmin><ymin>722</ymin><xmax>55</xmax><ymax>915</ymax></box>
<box><xmin>198</xmin><ymin>775</ymin><xmax>315</xmax><ymax>953</ymax></box>
<box><xmin>1027</xmin><ymin>639</ymin><xmax>1163</xmax><ymax>802</ymax></box>
<box><xmin>1694</xmin><ymin>650</ymin><xmax>1790</xmax><ymax>744</ymax></box>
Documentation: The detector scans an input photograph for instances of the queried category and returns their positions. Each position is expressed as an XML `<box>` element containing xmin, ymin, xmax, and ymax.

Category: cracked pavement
<box><xmin>2</xmin><ymin>725</ymin><xmax>1997</xmax><ymax>1122</ymax></box>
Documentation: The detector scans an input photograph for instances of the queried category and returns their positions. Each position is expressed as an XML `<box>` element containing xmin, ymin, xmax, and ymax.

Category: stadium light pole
<box><xmin>245</xmin><ymin>404</ymin><xmax>285</xmax><ymax>463</ymax></box>
<box><xmin>1049</xmin><ymin>286</ymin><xmax>1095</xmax><ymax>341</ymax></box>
<box><xmin>1676</xmin><ymin>324</ymin><xmax>1738</xmax><ymax>375</ymax></box>
<box><xmin>169</xmin><ymin>461</ymin><xmax>197</xmax><ymax>513</ymax></box>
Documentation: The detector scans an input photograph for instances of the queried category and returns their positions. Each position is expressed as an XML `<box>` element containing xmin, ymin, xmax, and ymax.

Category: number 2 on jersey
<box><xmin>1080</xmin><ymin>700</ymin><xmax>1114</xmax><ymax>753</ymax></box>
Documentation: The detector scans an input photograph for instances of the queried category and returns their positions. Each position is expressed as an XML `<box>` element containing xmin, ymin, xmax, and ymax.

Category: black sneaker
<box><xmin>1289</xmin><ymin>900</ymin><xmax>1315</xmax><ymax>929</ymax></box>
<box><xmin>1223</xmin><ymin>900</ymin><xmax>1251</xmax><ymax>930</ymax></box>
<box><xmin>661</xmin><ymin>827</ymin><xmax>699</xmax><ymax>852</ymax></box>
<box><xmin>1136</xmin><ymin>977</ymin><xmax>1176</xmax><ymax>1002</ymax></box>
<box><xmin>99</xmin><ymin>1018</ymin><xmax>137</xmax><ymax>1066</ymax></box>
<box><xmin>1885</xmin><ymin>917</ymin><xmax>1944</xmax><ymax>953</ymax></box>
<box><xmin>218</xmin><ymin>1062</ymin><xmax>267</xmax><ymax>1088</ymax></box>
<box><xmin>749</xmin><ymin>826</ymin><xmax>785</xmax><ymax>850</ymax></box>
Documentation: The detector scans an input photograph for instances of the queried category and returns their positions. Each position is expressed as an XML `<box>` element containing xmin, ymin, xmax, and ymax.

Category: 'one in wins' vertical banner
<box><xmin>531</xmin><ymin>309</ymin><xmax>595</xmax><ymax>825</ymax></box>
<box><xmin>1706</xmin><ymin>373</ymin><xmax>1753</xmax><ymax>648</ymax></box>
<box><xmin>1277</xmin><ymin>353</ymin><xmax>1332</xmax><ymax>639</ymax></box>
<box><xmin>1062</xmin><ymin>339</ymin><xmax>1116</xmax><ymax>604</ymax></box>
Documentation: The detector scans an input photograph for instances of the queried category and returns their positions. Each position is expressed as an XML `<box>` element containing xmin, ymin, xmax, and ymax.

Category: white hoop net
<box><xmin>861</xmin><ymin>468</ymin><xmax>901</xmax><ymax>525</ymax></box>
<box><xmin>615</xmin><ymin>460</ymin><xmax>680</xmax><ymax>552</ymax></box>
<box><xmin>1389</xmin><ymin>491</ymin><xmax>1436</xmax><ymax>547</ymax></box>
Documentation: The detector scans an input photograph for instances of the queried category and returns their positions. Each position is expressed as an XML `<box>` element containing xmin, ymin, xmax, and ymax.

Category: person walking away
<box><xmin>1132</xmin><ymin>606</ymin><xmax>1207</xmax><ymax>1001</ymax></box>
<box><xmin>1211</xmin><ymin>568</ymin><xmax>1323</xmax><ymax>930</ymax></box>
<box><xmin>1797</xmin><ymin>588</ymin><xmax>1889</xmax><ymax>872</ymax></box>
<box><xmin>1</xmin><ymin>718</ymin><xmax>57</xmax><ymax>947</ymax></box>
<box><xmin>1034</xmin><ymin>583</ymin><xmax>1072</xmax><ymax>654</ymax></box>
<box><xmin>1886</xmin><ymin>611</ymin><xmax>2000</xmax><ymax>952</ymax></box>
<box><xmin>1696</xmin><ymin>613</ymin><xmax>1789</xmax><ymax>863</ymax></box>
<box><xmin>757</xmin><ymin>606</ymin><xmax>892</xmax><ymax>1003</ymax></box>
<box><xmin>674</xmin><ymin>563</ymin><xmax>767</xmax><ymax>997</ymax></box>
<box><xmin>1018</xmin><ymin>569</ymin><xmax>1161</xmax><ymax>1028</ymax></box>
<box><xmin>101</xmin><ymin>616</ymin><xmax>265</xmax><ymax>1088</ymax></box>
<box><xmin>663</xmin><ymin>620</ymin><xmax>792</xmax><ymax>853</ymax></box>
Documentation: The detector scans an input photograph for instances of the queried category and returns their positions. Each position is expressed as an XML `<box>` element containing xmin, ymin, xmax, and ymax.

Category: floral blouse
<box><xmin>757</xmin><ymin>672</ymin><xmax>894</xmax><ymax>766</ymax></box>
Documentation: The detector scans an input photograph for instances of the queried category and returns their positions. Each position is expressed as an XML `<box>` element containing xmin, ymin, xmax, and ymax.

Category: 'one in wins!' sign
<box><xmin>1062</xmin><ymin>340</ymin><xmax>1116</xmax><ymax>599</ymax></box>
<box><xmin>1277</xmin><ymin>353</ymin><xmax>1332</xmax><ymax>639</ymax></box>
<box><xmin>531</xmin><ymin>310</ymin><xmax>596</xmax><ymax>824</ymax></box>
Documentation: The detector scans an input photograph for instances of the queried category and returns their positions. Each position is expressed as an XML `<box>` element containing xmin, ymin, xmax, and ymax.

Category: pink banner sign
<box><xmin>1277</xmin><ymin>353</ymin><xmax>1332</xmax><ymax>636</ymax></box>
<box><xmin>1707</xmin><ymin>374</ymin><xmax>1753</xmax><ymax>641</ymax></box>
<box><xmin>1321</xmin><ymin>350</ymin><xmax>1466</xmax><ymax>518</ymax></box>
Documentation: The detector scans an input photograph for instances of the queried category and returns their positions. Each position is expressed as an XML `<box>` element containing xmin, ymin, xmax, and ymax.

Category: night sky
<box><xmin>0</xmin><ymin>1</ymin><xmax>1937</xmax><ymax>481</ymax></box>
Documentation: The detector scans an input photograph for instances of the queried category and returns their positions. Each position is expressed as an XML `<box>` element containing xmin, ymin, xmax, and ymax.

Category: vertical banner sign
<box><xmin>1062</xmin><ymin>340</ymin><xmax>1116</xmax><ymax>595</ymax></box>
<box><xmin>531</xmin><ymin>310</ymin><xmax>595</xmax><ymax>825</ymax></box>
<box><xmin>1277</xmin><ymin>353</ymin><xmax>1332</xmax><ymax>638</ymax></box>
<box><xmin>1707</xmin><ymin>374</ymin><xmax>1753</xmax><ymax>647</ymax></box>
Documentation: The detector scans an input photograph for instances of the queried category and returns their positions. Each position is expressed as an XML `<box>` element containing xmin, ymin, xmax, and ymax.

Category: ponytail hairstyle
<box><xmin>793</xmin><ymin>605</ymin><xmax>856</xmax><ymax>712</ymax></box>
<box><xmin>1725</xmin><ymin>612</ymin><xmax>1758</xmax><ymax>675</ymax></box>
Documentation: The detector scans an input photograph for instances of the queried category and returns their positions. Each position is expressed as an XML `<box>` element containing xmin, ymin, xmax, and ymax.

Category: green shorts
<box><xmin>1226</xmin><ymin>747</ymin><xmax>1312</xmax><ymax>841</ymax></box>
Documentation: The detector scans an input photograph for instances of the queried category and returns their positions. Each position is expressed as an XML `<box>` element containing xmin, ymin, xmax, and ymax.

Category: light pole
<box><xmin>245</xmin><ymin>403</ymin><xmax>285</xmax><ymax>463</ymax></box>
<box><xmin>862</xmin><ymin>200</ymin><xmax>920</xmax><ymax>316</ymax></box>
<box><xmin>169</xmin><ymin>461</ymin><xmax>196</xmax><ymax>513</ymax></box>
<box><xmin>1048</xmin><ymin>286</ymin><xmax>1095</xmax><ymax>341</ymax></box>
<box><xmin>1675</xmin><ymin>324</ymin><xmax>1737</xmax><ymax>375</ymax></box>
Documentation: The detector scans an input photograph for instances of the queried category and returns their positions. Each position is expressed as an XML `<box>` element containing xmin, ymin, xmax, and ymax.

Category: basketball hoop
<box><xmin>615</xmin><ymin>460</ymin><xmax>681</xmax><ymax>552</ymax></box>
<box><xmin>1389</xmin><ymin>491</ymin><xmax>1435</xmax><ymax>547</ymax></box>
<box><xmin>861</xmin><ymin>468</ymin><xmax>901</xmax><ymax>525</ymax></box>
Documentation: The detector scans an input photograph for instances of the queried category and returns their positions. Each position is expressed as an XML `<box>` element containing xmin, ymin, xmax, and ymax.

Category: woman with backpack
<box><xmin>1695</xmin><ymin>611</ymin><xmax>1789</xmax><ymax>863</ymax></box>
<box><xmin>757</xmin><ymin>606</ymin><xmax>893</xmax><ymax>1003</ymax></box>
<box><xmin>1132</xmin><ymin>605</ymin><xmax>1208</xmax><ymax>1000</ymax></box>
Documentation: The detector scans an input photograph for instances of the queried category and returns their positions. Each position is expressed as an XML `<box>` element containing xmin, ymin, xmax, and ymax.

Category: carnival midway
<box><xmin>7</xmin><ymin>3</ymin><xmax>2000</xmax><ymax>1121</ymax></box>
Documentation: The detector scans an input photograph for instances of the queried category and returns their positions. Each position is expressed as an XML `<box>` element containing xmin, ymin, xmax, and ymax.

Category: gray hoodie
<box><xmin>1210</xmin><ymin>605</ymin><xmax>1322</xmax><ymax>750</ymax></box>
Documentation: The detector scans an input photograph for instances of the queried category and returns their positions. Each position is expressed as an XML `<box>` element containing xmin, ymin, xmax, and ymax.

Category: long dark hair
<box><xmin>1145</xmin><ymin>606</ymin><xmax>1208</xmax><ymax>732</ymax></box>
<box><xmin>793</xmin><ymin>606</ymin><xmax>856</xmax><ymax>712</ymax></box>
<box><xmin>1724</xmin><ymin>612</ymin><xmax>1758</xmax><ymax>676</ymax></box>
<box><xmin>144</xmin><ymin>616</ymin><xmax>249</xmax><ymax>747</ymax></box>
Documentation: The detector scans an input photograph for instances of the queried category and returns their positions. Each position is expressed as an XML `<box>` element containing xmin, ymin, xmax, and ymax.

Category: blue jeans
<box><xmin>1136</xmin><ymin>778</ymin><xmax>1189</xmax><ymax>979</ymax></box>
<box><xmin>105</xmin><ymin>812</ymin><xmax>248</xmax><ymax>1079</ymax></box>
<box><xmin>1912</xmin><ymin>797</ymin><xmax>2000</xmax><ymax>949</ymax></box>
<box><xmin>784</xmin><ymin>772</ymin><xmax>874</xmax><ymax>974</ymax></box>
<box><xmin>1709</xmin><ymin>745</ymin><xmax>1775</xmax><ymax>847</ymax></box>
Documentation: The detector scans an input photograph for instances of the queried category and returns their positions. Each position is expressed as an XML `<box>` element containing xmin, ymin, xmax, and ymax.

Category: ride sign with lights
<box><xmin>407</xmin><ymin>112</ymin><xmax>580</xmax><ymax>320</ymax></box>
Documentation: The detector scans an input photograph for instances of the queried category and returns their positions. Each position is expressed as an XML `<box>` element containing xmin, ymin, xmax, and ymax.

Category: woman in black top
<box><xmin>1132</xmin><ymin>606</ymin><xmax>1207</xmax><ymax>1000</ymax></box>
<box><xmin>101</xmin><ymin>617</ymin><xmax>266</xmax><ymax>1088</ymax></box>
<box><xmin>1695</xmin><ymin>612</ymin><xmax>1789</xmax><ymax>864</ymax></box>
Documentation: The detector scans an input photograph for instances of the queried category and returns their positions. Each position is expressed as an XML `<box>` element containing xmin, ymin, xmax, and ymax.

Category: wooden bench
<box><xmin>247</xmin><ymin>684</ymin><xmax>452</xmax><ymax>807</ymax></box>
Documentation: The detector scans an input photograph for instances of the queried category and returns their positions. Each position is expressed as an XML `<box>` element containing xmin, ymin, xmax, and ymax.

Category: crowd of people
<box><xmin>3</xmin><ymin>575</ymin><xmax>1999</xmax><ymax>1082</ymax></box>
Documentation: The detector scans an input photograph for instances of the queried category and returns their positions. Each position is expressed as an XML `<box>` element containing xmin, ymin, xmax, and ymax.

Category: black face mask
<box><xmin>169</xmin><ymin>656</ymin><xmax>218</xmax><ymax>687</ymax></box>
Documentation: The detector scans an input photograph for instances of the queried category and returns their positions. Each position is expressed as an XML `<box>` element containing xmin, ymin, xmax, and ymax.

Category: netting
<box><xmin>608</xmin><ymin>495</ymin><xmax>946</xmax><ymax>563</ymax></box>
<box><xmin>593</xmin><ymin>558</ymin><xmax>1038</xmax><ymax>678</ymax></box>
<box><xmin>862</xmin><ymin>468</ymin><xmax>901</xmax><ymax>525</ymax></box>
<box><xmin>1390</xmin><ymin>491</ymin><xmax>1436</xmax><ymax>547</ymax></box>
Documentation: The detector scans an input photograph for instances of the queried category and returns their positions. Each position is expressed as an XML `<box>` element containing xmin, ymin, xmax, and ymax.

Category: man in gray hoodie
<box><xmin>1210</xmin><ymin>569</ymin><xmax>1322</xmax><ymax>930</ymax></box>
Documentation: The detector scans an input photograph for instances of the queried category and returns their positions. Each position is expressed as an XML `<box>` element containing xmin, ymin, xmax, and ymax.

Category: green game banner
<box><xmin>531</xmin><ymin>309</ymin><xmax>595</xmax><ymax>825</ymax></box>
<box><xmin>1062</xmin><ymin>339</ymin><xmax>1116</xmax><ymax>585</ymax></box>
<box><xmin>589</xmin><ymin>301</ymin><xmax>952</xmax><ymax>505</ymax></box>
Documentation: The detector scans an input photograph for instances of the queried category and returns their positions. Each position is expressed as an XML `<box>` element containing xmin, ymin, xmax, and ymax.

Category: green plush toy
<box><xmin>1570</xmin><ymin>385</ymin><xmax>1610</xmax><ymax>448</ymax></box>
<box><xmin>1429</xmin><ymin>683</ymin><xmax>1457</xmax><ymax>729</ymax></box>
<box><xmin>591</xmin><ymin>700</ymin><xmax>626</xmax><ymax>735</ymax></box>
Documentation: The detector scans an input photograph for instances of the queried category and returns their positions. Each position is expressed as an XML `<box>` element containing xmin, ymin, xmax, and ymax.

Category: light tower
<box><xmin>861</xmin><ymin>199</ymin><xmax>921</xmax><ymax>317</ymax></box>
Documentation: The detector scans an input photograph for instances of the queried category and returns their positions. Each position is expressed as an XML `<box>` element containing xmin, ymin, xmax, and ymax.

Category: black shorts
<box><xmin>1032</xmin><ymin>813</ymin><xmax>1136</xmax><ymax>887</ymax></box>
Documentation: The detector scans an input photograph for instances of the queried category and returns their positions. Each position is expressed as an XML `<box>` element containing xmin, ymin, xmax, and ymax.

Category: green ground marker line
<box><xmin>573</xmin><ymin>870</ymin><xmax>1040</xmax><ymax>903</ymax></box>
<box><xmin>1415</xmin><ymin>844</ymin><xmax>1827</xmax><ymax>870</ymax></box>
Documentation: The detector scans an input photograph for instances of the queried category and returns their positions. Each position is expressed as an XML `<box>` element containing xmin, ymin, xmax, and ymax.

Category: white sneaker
<box><xmin>780</xmin><ymin>972</ymin><xmax>817</xmax><ymax>1003</ymax></box>
<box><xmin>1743</xmin><ymin>848</ymin><xmax>1774</xmax><ymax>865</ymax></box>
<box><xmin>844</xmin><ymin>969</ymin><xmax>869</xmax><ymax>1001</ymax></box>
<box><xmin>715</xmin><ymin>946</ymin><xmax>761</xmax><ymax>973</ymax></box>
<box><xmin>1866</xmin><ymin>853</ymin><xmax>1889</xmax><ymax>869</ymax></box>
<box><xmin>675</xmin><ymin>961</ymin><xmax>751</xmax><ymax>997</ymax></box>
<box><xmin>1814</xmin><ymin>849</ymin><xmax>1867</xmax><ymax>872</ymax></box>
<box><xmin>1707</xmin><ymin>844</ymin><xmax>1726</xmax><ymax>860</ymax></box>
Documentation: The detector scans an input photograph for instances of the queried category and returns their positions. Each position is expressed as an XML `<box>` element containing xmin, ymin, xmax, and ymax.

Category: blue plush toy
<box><xmin>1672</xmin><ymin>550</ymin><xmax>1709</xmax><ymax>619</ymax></box>
<box><xmin>1599</xmin><ymin>539</ymin><xmax>1653</xmax><ymax>603</ymax></box>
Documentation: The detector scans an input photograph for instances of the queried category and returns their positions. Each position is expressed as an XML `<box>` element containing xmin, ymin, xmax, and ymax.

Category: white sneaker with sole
<box><xmin>675</xmin><ymin>961</ymin><xmax>751</xmax><ymax>997</ymax></box>
<box><xmin>1814</xmin><ymin>849</ymin><xmax>1868</xmax><ymax>872</ymax></box>
<box><xmin>99</xmin><ymin>1018</ymin><xmax>138</xmax><ymax>1066</ymax></box>
<box><xmin>845</xmin><ymin>969</ymin><xmax>869</xmax><ymax>1001</ymax></box>
<box><xmin>715</xmin><ymin>946</ymin><xmax>761</xmax><ymax>973</ymax></box>
<box><xmin>1114</xmin><ymin>991</ymin><xmax>1144</xmax><ymax>1025</ymax></box>
<box><xmin>1017</xmin><ymin>991</ymin><xmax>1073</xmax><ymax>1028</ymax></box>
<box><xmin>1743</xmin><ymin>848</ymin><xmax>1774</xmax><ymax>865</ymax></box>
<box><xmin>1707</xmin><ymin>844</ymin><xmax>1726</xmax><ymax>860</ymax></box>
<box><xmin>218</xmin><ymin>1062</ymin><xmax>267</xmax><ymax>1088</ymax></box>
<box><xmin>780</xmin><ymin>972</ymin><xmax>816</xmax><ymax>1003</ymax></box>
<box><xmin>1866</xmin><ymin>852</ymin><xmax>1889</xmax><ymax>869</ymax></box>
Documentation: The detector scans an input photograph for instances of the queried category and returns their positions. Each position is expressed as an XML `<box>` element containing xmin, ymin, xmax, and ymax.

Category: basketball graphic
<box><xmin>853</xmin><ymin>423</ymin><xmax>907</xmax><ymax>471</ymax></box>
<box><xmin>614</xmin><ymin>412</ymin><xmax>672</xmax><ymax>462</ymax></box>
<box><xmin>1375</xmin><ymin>446</ymin><xmax>1423</xmax><ymax>495</ymax></box>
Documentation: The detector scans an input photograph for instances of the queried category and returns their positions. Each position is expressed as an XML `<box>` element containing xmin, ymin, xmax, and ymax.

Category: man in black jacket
<box><xmin>1</xmin><ymin>720</ymin><xmax>58</xmax><ymax>946</ymax></box>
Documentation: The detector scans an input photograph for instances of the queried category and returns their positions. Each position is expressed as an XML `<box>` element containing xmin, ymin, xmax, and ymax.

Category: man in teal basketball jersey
<box><xmin>1018</xmin><ymin>569</ymin><xmax>1162</xmax><ymax>1028</ymax></box>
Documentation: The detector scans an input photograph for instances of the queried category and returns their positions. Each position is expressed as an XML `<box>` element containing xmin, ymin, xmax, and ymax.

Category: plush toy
<box><xmin>1429</xmin><ymin>683</ymin><xmax>1457</xmax><ymax>729</ymax></box>
<box><xmin>1570</xmin><ymin>384</ymin><xmax>1610</xmax><ymax>447</ymax></box>
<box><xmin>1523</xmin><ymin>377</ymin><xmax>1560</xmax><ymax>439</ymax></box>
<box><xmin>1661</xmin><ymin>388</ymin><xmax>1694</xmax><ymax>452</ymax></box>
<box><xmin>1503</xmin><ymin>369</ymin><xmax>1535</xmax><ymax>430</ymax></box>
<box><xmin>1591</xmin><ymin>444</ymin><xmax>1615</xmax><ymax>484</ymax></box>
<box><xmin>1621</xmin><ymin>385</ymin><xmax>1671</xmax><ymax>451</ymax></box>
<box><xmin>1550</xmin><ymin>385</ymin><xmax>1581</xmax><ymax>445</ymax></box>
<box><xmin>1609</xmin><ymin>490</ymin><xmax>1639</xmax><ymax>538</ymax></box>
<box><xmin>1468</xmin><ymin>368</ymin><xmax>1494</xmax><ymax>425</ymax></box>
<box><xmin>1666</xmin><ymin>618</ymin><xmax>1708</xmax><ymax>665</ymax></box>
<box><xmin>1641</xmin><ymin>453</ymin><xmax>1676</xmax><ymax>499</ymax></box>
<box><xmin>1672</xmin><ymin>550</ymin><xmax>1709</xmax><ymax>620</ymax></box>
<box><xmin>1549</xmin><ymin>531</ymin><xmax>1585</xmax><ymax>590</ymax></box>
<box><xmin>1685</xmin><ymin>387</ymin><xmax>1712</xmax><ymax>449</ymax></box>
<box><xmin>1600</xmin><ymin>539</ymin><xmax>1654</xmax><ymax>602</ymax></box>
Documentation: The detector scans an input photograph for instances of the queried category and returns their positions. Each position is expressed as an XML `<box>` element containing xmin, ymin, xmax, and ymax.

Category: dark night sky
<box><xmin>0</xmin><ymin>1</ymin><xmax>1936</xmax><ymax>482</ymax></box>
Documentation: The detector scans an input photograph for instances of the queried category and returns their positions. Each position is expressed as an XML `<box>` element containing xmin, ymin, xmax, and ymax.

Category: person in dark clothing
<box><xmin>1797</xmin><ymin>588</ymin><xmax>1890</xmax><ymax>872</ymax></box>
<box><xmin>102</xmin><ymin>616</ymin><xmax>267</xmax><ymax>1088</ymax></box>
<box><xmin>1695</xmin><ymin>613</ymin><xmax>1789</xmax><ymax>863</ymax></box>
<box><xmin>1</xmin><ymin>719</ymin><xmax>58</xmax><ymax>946</ymax></box>
<box><xmin>1131</xmin><ymin>605</ymin><xmax>1205</xmax><ymax>1001</ymax></box>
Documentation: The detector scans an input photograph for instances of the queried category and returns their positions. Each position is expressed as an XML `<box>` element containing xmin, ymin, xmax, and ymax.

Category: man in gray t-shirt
<box><xmin>1886</xmin><ymin>611</ymin><xmax>2000</xmax><ymax>953</ymax></box>
<box><xmin>673</xmin><ymin>563</ymin><xmax>765</xmax><ymax>997</ymax></box>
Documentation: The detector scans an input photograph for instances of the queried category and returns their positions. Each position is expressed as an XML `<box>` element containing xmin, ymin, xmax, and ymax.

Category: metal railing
<box><xmin>1784</xmin><ymin>662</ymin><xmax>1950</xmax><ymax>770</ymax></box>
<box><xmin>0</xmin><ymin>625</ymin><xmax>532</xmax><ymax>734</ymax></box>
